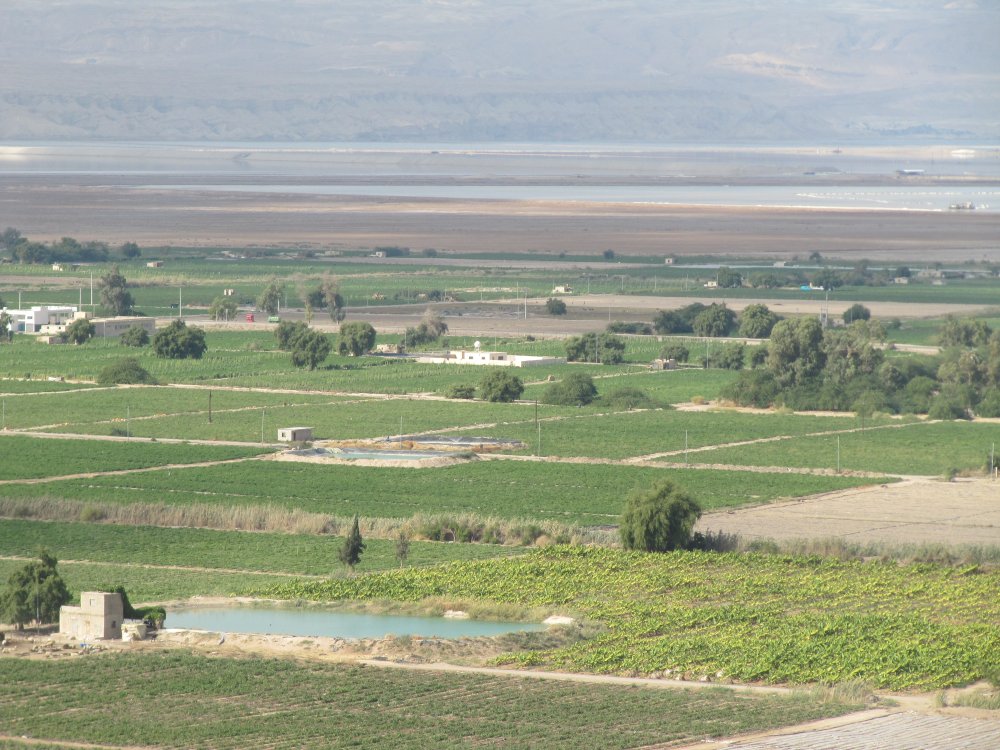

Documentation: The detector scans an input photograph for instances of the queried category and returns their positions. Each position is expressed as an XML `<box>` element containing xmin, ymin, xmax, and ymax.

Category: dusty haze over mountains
<box><xmin>1</xmin><ymin>0</ymin><xmax>998</xmax><ymax>143</ymax></box>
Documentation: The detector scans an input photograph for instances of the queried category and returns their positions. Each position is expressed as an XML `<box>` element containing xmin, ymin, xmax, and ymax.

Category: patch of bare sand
<box><xmin>698</xmin><ymin>477</ymin><xmax>1000</xmax><ymax>547</ymax></box>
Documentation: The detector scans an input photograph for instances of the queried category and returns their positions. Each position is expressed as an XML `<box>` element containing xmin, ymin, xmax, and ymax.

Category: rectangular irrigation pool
<box><xmin>167</xmin><ymin>605</ymin><xmax>546</xmax><ymax>639</ymax></box>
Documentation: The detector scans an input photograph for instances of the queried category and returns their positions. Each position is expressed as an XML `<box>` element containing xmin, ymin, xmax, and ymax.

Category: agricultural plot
<box><xmin>521</xmin><ymin>367</ymin><xmax>737</xmax><ymax>404</ymax></box>
<box><xmin>260</xmin><ymin>546</ymin><xmax>1000</xmax><ymax>689</ymax></box>
<box><xmin>0</xmin><ymin>461</ymin><xmax>886</xmax><ymax>525</ymax></box>
<box><xmin>0</xmin><ymin>435</ymin><xmax>268</xmax><ymax>480</ymax></box>
<box><xmin>0</xmin><ymin>653</ymin><xmax>863</xmax><ymax>750</ymax></box>
<box><xmin>0</xmin><ymin>379</ymin><xmax>101</xmax><ymax>394</ymax></box>
<box><xmin>450</xmin><ymin>408</ymin><xmax>900</xmax><ymax>460</ymax></box>
<box><xmin>0</xmin><ymin>519</ymin><xmax>522</xmax><ymax>576</ymax></box>
<box><xmin>704</xmin><ymin>420</ymin><xmax>1000</xmax><ymax>475</ymax></box>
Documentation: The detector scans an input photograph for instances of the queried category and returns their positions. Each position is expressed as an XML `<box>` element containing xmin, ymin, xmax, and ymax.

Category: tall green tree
<box><xmin>0</xmin><ymin>550</ymin><xmax>71</xmax><ymax>630</ymax></box>
<box><xmin>620</xmin><ymin>481</ymin><xmax>702</xmax><ymax>553</ymax></box>
<box><xmin>692</xmin><ymin>304</ymin><xmax>736</xmax><ymax>337</ymax></box>
<box><xmin>153</xmin><ymin>320</ymin><xmax>207</xmax><ymax>359</ymax></box>
<box><xmin>478</xmin><ymin>370</ymin><xmax>524</xmax><ymax>402</ymax></box>
<box><xmin>257</xmin><ymin>279</ymin><xmax>284</xmax><ymax>316</ymax></box>
<box><xmin>64</xmin><ymin>318</ymin><xmax>95</xmax><ymax>344</ymax></box>
<box><xmin>321</xmin><ymin>276</ymin><xmax>346</xmax><ymax>323</ymax></box>
<box><xmin>275</xmin><ymin>320</ymin><xmax>309</xmax><ymax>351</ymax></box>
<box><xmin>738</xmin><ymin>304</ymin><xmax>779</xmax><ymax>339</ymax></box>
<box><xmin>338</xmin><ymin>516</ymin><xmax>366</xmax><ymax>572</ymax></box>
<box><xmin>338</xmin><ymin>321</ymin><xmax>377</xmax><ymax>356</ymax></box>
<box><xmin>564</xmin><ymin>332</ymin><xmax>626</xmax><ymax>364</ymax></box>
<box><xmin>99</xmin><ymin>265</ymin><xmax>134</xmax><ymax>315</ymax></box>
<box><xmin>542</xmin><ymin>372</ymin><xmax>597</xmax><ymax>406</ymax></box>
<box><xmin>291</xmin><ymin>330</ymin><xmax>332</xmax><ymax>370</ymax></box>
<box><xmin>766</xmin><ymin>317</ymin><xmax>826</xmax><ymax>388</ymax></box>
<box><xmin>208</xmin><ymin>296</ymin><xmax>238</xmax><ymax>321</ymax></box>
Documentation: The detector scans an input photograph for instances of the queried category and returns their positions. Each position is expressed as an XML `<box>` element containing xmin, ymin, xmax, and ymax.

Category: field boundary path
<box><xmin>0</xmin><ymin>554</ymin><xmax>325</xmax><ymax>579</ymax></box>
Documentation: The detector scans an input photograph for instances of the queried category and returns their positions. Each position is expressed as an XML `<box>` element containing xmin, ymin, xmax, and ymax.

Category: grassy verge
<box><xmin>0</xmin><ymin>652</ymin><xmax>864</xmax><ymax>749</ymax></box>
<box><xmin>257</xmin><ymin>547</ymin><xmax>1000</xmax><ymax>690</ymax></box>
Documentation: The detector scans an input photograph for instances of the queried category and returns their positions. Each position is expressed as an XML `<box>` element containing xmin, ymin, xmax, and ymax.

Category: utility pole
<box><xmin>684</xmin><ymin>430</ymin><xmax>688</xmax><ymax>464</ymax></box>
<box><xmin>836</xmin><ymin>435</ymin><xmax>841</xmax><ymax>473</ymax></box>
<box><xmin>208</xmin><ymin>391</ymin><xmax>213</xmax><ymax>424</ymax></box>
<box><xmin>261</xmin><ymin>408</ymin><xmax>265</xmax><ymax>445</ymax></box>
<box><xmin>126</xmin><ymin>404</ymin><xmax>130</xmax><ymax>439</ymax></box>
<box><xmin>90</xmin><ymin>271</ymin><xmax>94</xmax><ymax>307</ymax></box>
<box><xmin>179</xmin><ymin>286</ymin><xmax>183</xmax><ymax>318</ymax></box>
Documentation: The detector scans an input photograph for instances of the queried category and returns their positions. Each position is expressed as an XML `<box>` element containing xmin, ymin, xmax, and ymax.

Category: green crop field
<box><xmin>260</xmin><ymin>546</ymin><xmax>1000</xmax><ymax>690</ymax></box>
<box><xmin>0</xmin><ymin>652</ymin><xmax>862</xmax><ymax>750</ymax></box>
<box><xmin>0</xmin><ymin>379</ymin><xmax>101</xmax><ymax>394</ymax></box>
<box><xmin>0</xmin><ymin>519</ymin><xmax>523</xmax><ymax>577</ymax></box>
<box><xmin>0</xmin><ymin>435</ymin><xmax>268</xmax><ymax>480</ymax></box>
<box><xmin>0</xmin><ymin>460</ymin><xmax>885</xmax><ymax>525</ymax></box>
<box><xmin>703</xmin><ymin>420</ymin><xmax>999</xmax><ymax>475</ymax></box>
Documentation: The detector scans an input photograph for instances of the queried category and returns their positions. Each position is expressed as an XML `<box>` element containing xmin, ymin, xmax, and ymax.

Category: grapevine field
<box><xmin>258</xmin><ymin>546</ymin><xmax>1000</xmax><ymax>690</ymax></box>
<box><xmin>0</xmin><ymin>652</ymin><xmax>863</xmax><ymax>750</ymax></box>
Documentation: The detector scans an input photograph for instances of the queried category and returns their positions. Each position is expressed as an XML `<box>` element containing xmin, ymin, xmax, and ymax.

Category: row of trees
<box><xmin>0</xmin><ymin>229</ymin><xmax>141</xmax><ymax>265</ymax></box>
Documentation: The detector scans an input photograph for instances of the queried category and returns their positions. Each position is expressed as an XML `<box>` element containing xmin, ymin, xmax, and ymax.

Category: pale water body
<box><xmin>148</xmin><ymin>182</ymin><xmax>999</xmax><ymax>212</ymax></box>
<box><xmin>168</xmin><ymin>606</ymin><xmax>545</xmax><ymax>639</ymax></box>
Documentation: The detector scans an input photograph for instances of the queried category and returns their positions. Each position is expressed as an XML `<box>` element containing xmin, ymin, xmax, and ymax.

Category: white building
<box><xmin>1</xmin><ymin>305</ymin><xmax>78</xmax><ymax>333</ymax></box>
<box><xmin>416</xmin><ymin>348</ymin><xmax>564</xmax><ymax>368</ymax></box>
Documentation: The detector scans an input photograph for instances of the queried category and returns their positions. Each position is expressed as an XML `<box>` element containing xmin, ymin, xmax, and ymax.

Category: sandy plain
<box><xmin>2</xmin><ymin>174</ymin><xmax>999</xmax><ymax>262</ymax></box>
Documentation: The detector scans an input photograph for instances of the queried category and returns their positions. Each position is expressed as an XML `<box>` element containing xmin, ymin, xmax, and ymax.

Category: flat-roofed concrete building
<box><xmin>60</xmin><ymin>591</ymin><xmax>124</xmax><ymax>641</ymax></box>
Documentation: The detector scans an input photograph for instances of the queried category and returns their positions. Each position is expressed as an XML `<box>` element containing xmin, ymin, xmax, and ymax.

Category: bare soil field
<box><xmin>3</xmin><ymin>176</ymin><xmax>999</xmax><ymax>261</ymax></box>
<box><xmin>698</xmin><ymin>477</ymin><xmax>1000</xmax><ymax>547</ymax></box>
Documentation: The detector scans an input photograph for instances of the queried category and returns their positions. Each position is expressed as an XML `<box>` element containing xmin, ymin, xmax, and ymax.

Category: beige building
<box><xmin>60</xmin><ymin>591</ymin><xmax>124</xmax><ymax>641</ymax></box>
<box><xmin>90</xmin><ymin>316</ymin><xmax>156</xmax><ymax>339</ymax></box>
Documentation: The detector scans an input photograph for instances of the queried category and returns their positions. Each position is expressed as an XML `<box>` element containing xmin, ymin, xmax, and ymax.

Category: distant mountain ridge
<box><xmin>1</xmin><ymin>0</ymin><xmax>996</xmax><ymax>142</ymax></box>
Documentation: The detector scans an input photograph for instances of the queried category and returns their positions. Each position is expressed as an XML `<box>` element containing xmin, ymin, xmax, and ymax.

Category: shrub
<box><xmin>975</xmin><ymin>388</ymin><xmax>1000</xmax><ymax>418</ymax></box>
<box><xmin>64</xmin><ymin>318</ymin><xmax>95</xmax><ymax>345</ymax></box>
<box><xmin>337</xmin><ymin>321</ymin><xmax>376</xmax><ymax>357</ymax></box>
<box><xmin>702</xmin><ymin>343</ymin><xmax>745</xmax><ymax>370</ymax></box>
<box><xmin>545</xmin><ymin>298</ymin><xmax>567</xmax><ymax>315</ymax></box>
<box><xmin>659</xmin><ymin>343</ymin><xmax>689</xmax><ymax>363</ymax></box>
<box><xmin>153</xmin><ymin>320</ymin><xmax>207</xmax><ymax>359</ymax></box>
<box><xmin>479</xmin><ymin>370</ymin><xmax>524</xmax><ymax>402</ymax></box>
<box><xmin>565</xmin><ymin>332</ymin><xmax>626</xmax><ymax>364</ymax></box>
<box><xmin>445</xmin><ymin>384</ymin><xmax>476</xmax><ymax>399</ymax></box>
<box><xmin>542</xmin><ymin>373</ymin><xmax>597</xmax><ymax>406</ymax></box>
<box><xmin>620</xmin><ymin>480</ymin><xmax>702</xmax><ymax>552</ymax></box>
<box><xmin>120</xmin><ymin>325</ymin><xmax>150</xmax><ymax>347</ymax></box>
<box><xmin>929</xmin><ymin>395</ymin><xmax>969</xmax><ymax>420</ymax></box>
<box><xmin>275</xmin><ymin>320</ymin><xmax>309</xmax><ymax>351</ymax></box>
<box><xmin>97</xmin><ymin>358</ymin><xmax>157</xmax><ymax>385</ymax></box>
<box><xmin>843</xmin><ymin>304</ymin><xmax>872</xmax><ymax>324</ymax></box>
<box><xmin>598</xmin><ymin>387</ymin><xmax>657</xmax><ymax>410</ymax></box>
<box><xmin>606</xmin><ymin>321</ymin><xmax>652</xmax><ymax>335</ymax></box>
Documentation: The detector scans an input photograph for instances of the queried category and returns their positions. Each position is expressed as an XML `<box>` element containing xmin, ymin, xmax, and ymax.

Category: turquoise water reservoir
<box><xmin>168</xmin><ymin>606</ymin><xmax>544</xmax><ymax>639</ymax></box>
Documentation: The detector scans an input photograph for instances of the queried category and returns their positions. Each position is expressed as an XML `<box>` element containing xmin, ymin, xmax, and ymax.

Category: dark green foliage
<box><xmin>716</xmin><ymin>266</ymin><xmax>742</xmax><ymax>288</ymax></box>
<box><xmin>620</xmin><ymin>481</ymin><xmax>702</xmax><ymax>552</ymax></box>
<box><xmin>0</xmin><ymin>550</ymin><xmax>71</xmax><ymax>629</ymax></box>
<box><xmin>606</xmin><ymin>320</ymin><xmax>652</xmax><ymax>335</ymax></box>
<box><xmin>602</xmin><ymin>248</ymin><xmax>615</xmax><ymax>260</ymax></box>
<box><xmin>64</xmin><ymin>318</ymin><xmax>95</xmax><ymax>344</ymax></box>
<box><xmin>119</xmin><ymin>242</ymin><xmax>141</xmax><ymax>259</ymax></box>
<box><xmin>929</xmin><ymin>394</ymin><xmax>970</xmax><ymax>420</ymax></box>
<box><xmin>208</xmin><ymin>296</ymin><xmax>238</xmax><ymax>321</ymax></box>
<box><xmin>975</xmin><ymin>388</ymin><xmax>1000</xmax><ymax>418</ymax></box>
<box><xmin>721</xmin><ymin>370</ymin><xmax>780</xmax><ymax>408</ymax></box>
<box><xmin>338</xmin><ymin>516</ymin><xmax>365</xmax><ymax>571</ymax></box>
<box><xmin>738</xmin><ymin>304</ymin><xmax>779</xmax><ymax>339</ymax></box>
<box><xmin>97</xmin><ymin>358</ymin><xmax>157</xmax><ymax>385</ymax></box>
<box><xmin>478</xmin><ymin>369</ymin><xmax>524</xmax><ymax>402</ymax></box>
<box><xmin>598</xmin><ymin>387</ymin><xmax>657</xmax><ymax>410</ymax></box>
<box><xmin>445</xmin><ymin>384</ymin><xmax>476</xmax><ymax>399</ymax></box>
<box><xmin>395</xmin><ymin>531</ymin><xmax>411</xmax><ymax>568</ymax></box>
<box><xmin>275</xmin><ymin>321</ymin><xmax>309</xmax><ymax>350</ymax></box>
<box><xmin>338</xmin><ymin>321</ymin><xmax>377</xmax><ymax>357</ymax></box>
<box><xmin>653</xmin><ymin>303</ymin><xmax>706</xmax><ymax>334</ymax></box>
<box><xmin>153</xmin><ymin>320</ymin><xmax>207</xmax><ymax>359</ymax></box>
<box><xmin>98</xmin><ymin>265</ymin><xmax>134</xmax><ymax>315</ymax></box>
<box><xmin>812</xmin><ymin>267</ymin><xmax>844</xmax><ymax>290</ymax></box>
<box><xmin>564</xmin><ymin>332</ymin><xmax>626</xmax><ymax>364</ymax></box>
<box><xmin>843</xmin><ymin>304</ymin><xmax>871</xmax><ymax>324</ymax></box>
<box><xmin>702</xmin><ymin>343</ymin><xmax>745</xmax><ymax>370</ymax></box>
<box><xmin>940</xmin><ymin>316</ymin><xmax>992</xmax><ymax>348</ymax></box>
<box><xmin>545</xmin><ymin>298</ymin><xmax>567</xmax><ymax>315</ymax></box>
<box><xmin>692</xmin><ymin>304</ymin><xmax>737</xmax><ymax>337</ymax></box>
<box><xmin>291</xmin><ymin>330</ymin><xmax>332</xmax><ymax>370</ymax></box>
<box><xmin>542</xmin><ymin>372</ymin><xmax>598</xmax><ymax>406</ymax></box>
<box><xmin>111</xmin><ymin>585</ymin><xmax>165</xmax><ymax>627</ymax></box>
<box><xmin>659</xmin><ymin>343</ymin><xmax>689</xmax><ymax>363</ymax></box>
<box><xmin>767</xmin><ymin>317</ymin><xmax>826</xmax><ymax>388</ymax></box>
<box><xmin>120</xmin><ymin>325</ymin><xmax>150</xmax><ymax>347</ymax></box>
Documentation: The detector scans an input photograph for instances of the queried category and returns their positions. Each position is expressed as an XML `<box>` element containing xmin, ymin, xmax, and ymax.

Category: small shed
<box><xmin>278</xmin><ymin>426</ymin><xmax>313</xmax><ymax>442</ymax></box>
<box><xmin>60</xmin><ymin>591</ymin><xmax>124</xmax><ymax>640</ymax></box>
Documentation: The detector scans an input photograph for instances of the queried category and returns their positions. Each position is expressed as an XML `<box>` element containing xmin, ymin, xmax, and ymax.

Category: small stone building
<box><xmin>60</xmin><ymin>591</ymin><xmax>124</xmax><ymax>641</ymax></box>
<box><xmin>278</xmin><ymin>426</ymin><xmax>313</xmax><ymax>442</ymax></box>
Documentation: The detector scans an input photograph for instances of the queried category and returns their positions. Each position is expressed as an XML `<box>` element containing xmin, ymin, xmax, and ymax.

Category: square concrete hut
<box><xmin>60</xmin><ymin>591</ymin><xmax>124</xmax><ymax>640</ymax></box>
<box><xmin>277</xmin><ymin>426</ymin><xmax>313</xmax><ymax>442</ymax></box>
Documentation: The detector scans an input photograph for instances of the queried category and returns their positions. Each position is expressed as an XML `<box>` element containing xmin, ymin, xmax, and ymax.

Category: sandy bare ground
<box><xmin>698</xmin><ymin>477</ymin><xmax>1000</xmax><ymax>547</ymax></box>
<box><xmin>3</xmin><ymin>176</ymin><xmax>999</xmax><ymax>261</ymax></box>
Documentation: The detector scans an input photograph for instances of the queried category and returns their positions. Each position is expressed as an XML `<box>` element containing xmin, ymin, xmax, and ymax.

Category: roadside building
<box><xmin>60</xmin><ymin>592</ymin><xmax>124</xmax><ymax>641</ymax></box>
